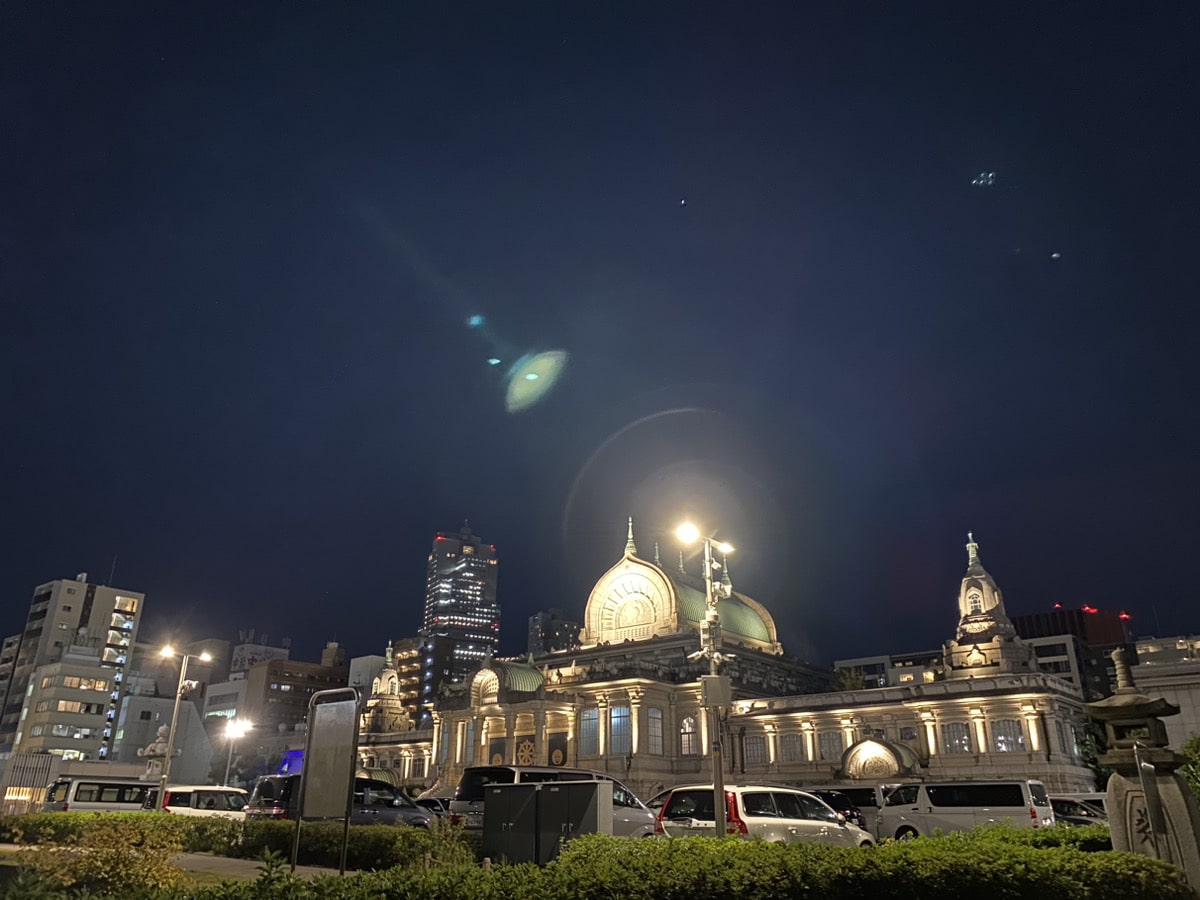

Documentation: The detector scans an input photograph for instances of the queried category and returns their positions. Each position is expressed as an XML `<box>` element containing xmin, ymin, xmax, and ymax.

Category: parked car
<box><xmin>655</xmin><ymin>784</ymin><xmax>875</xmax><ymax>847</ymax></box>
<box><xmin>246</xmin><ymin>774</ymin><xmax>432</xmax><ymax>828</ymax></box>
<box><xmin>1050</xmin><ymin>792</ymin><xmax>1107</xmax><ymax>816</ymax></box>
<box><xmin>415</xmin><ymin>796</ymin><xmax>452</xmax><ymax>816</ymax></box>
<box><xmin>809</xmin><ymin>789</ymin><xmax>868</xmax><ymax>831</ymax></box>
<box><xmin>1050</xmin><ymin>796</ymin><xmax>1108</xmax><ymax>827</ymax></box>
<box><xmin>878</xmin><ymin>780</ymin><xmax>1054</xmax><ymax>840</ymax></box>
<box><xmin>806</xmin><ymin>783</ymin><xmax>897</xmax><ymax>839</ymax></box>
<box><xmin>449</xmin><ymin>765</ymin><xmax>655</xmax><ymax>837</ymax></box>
<box><xmin>645</xmin><ymin>789</ymin><xmax>672</xmax><ymax>814</ymax></box>
<box><xmin>141</xmin><ymin>785</ymin><xmax>247</xmax><ymax>820</ymax></box>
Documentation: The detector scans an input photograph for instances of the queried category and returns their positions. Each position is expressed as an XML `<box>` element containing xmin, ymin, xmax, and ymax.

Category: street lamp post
<box><xmin>157</xmin><ymin>646</ymin><xmax>212</xmax><ymax>811</ymax></box>
<box><xmin>223</xmin><ymin>719</ymin><xmax>251</xmax><ymax>786</ymax></box>
<box><xmin>677</xmin><ymin>523</ymin><xmax>734</xmax><ymax>839</ymax></box>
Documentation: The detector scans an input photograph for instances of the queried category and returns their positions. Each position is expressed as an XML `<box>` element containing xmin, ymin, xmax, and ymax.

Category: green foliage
<box><xmin>1179</xmin><ymin>732</ymin><xmax>1200</xmax><ymax>804</ymax></box>
<box><xmin>232</xmin><ymin>819</ymin><xmax>473</xmax><ymax>870</ymax></box>
<box><xmin>12</xmin><ymin>813</ymin><xmax>186</xmax><ymax>895</ymax></box>
<box><xmin>1078</xmin><ymin>719</ymin><xmax>1113</xmax><ymax>790</ymax></box>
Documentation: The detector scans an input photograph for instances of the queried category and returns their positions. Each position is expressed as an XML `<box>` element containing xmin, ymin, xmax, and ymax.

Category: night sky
<box><xmin>4</xmin><ymin>4</ymin><xmax>1198</xmax><ymax>668</ymax></box>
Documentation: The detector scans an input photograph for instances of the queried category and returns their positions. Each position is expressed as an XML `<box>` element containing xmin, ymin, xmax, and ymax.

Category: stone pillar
<box><xmin>970</xmin><ymin>708</ymin><xmax>987</xmax><ymax>754</ymax></box>
<box><xmin>504</xmin><ymin>711</ymin><xmax>515</xmax><ymax>764</ymax></box>
<box><xmin>534</xmin><ymin>708</ymin><xmax>547</xmax><ymax>765</ymax></box>
<box><xmin>597</xmin><ymin>694</ymin><xmax>609</xmax><ymax>757</ymax></box>
<box><xmin>1085</xmin><ymin>649</ymin><xmax>1200</xmax><ymax>892</ymax></box>
<box><xmin>628</xmin><ymin>688</ymin><xmax>644</xmax><ymax>755</ymax></box>
<box><xmin>764</xmin><ymin>723</ymin><xmax>778</xmax><ymax>768</ymax></box>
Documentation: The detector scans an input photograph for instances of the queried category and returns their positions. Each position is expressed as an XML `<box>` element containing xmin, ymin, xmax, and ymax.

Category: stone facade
<box><xmin>358</xmin><ymin>526</ymin><xmax>1096</xmax><ymax>798</ymax></box>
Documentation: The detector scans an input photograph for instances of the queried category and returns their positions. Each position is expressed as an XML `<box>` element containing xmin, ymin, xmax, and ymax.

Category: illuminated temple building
<box><xmin>358</xmin><ymin>523</ymin><xmax>1094</xmax><ymax>797</ymax></box>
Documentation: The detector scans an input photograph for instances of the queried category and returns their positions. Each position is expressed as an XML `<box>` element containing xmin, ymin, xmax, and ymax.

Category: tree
<box><xmin>832</xmin><ymin>668</ymin><xmax>864</xmax><ymax>692</ymax></box>
<box><xmin>1179</xmin><ymin>733</ymin><xmax>1200</xmax><ymax>803</ymax></box>
<box><xmin>1077</xmin><ymin>720</ymin><xmax>1113</xmax><ymax>791</ymax></box>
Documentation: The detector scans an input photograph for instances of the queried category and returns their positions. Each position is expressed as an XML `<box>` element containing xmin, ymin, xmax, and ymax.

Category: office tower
<box><xmin>421</xmin><ymin>524</ymin><xmax>499</xmax><ymax>707</ymax></box>
<box><xmin>0</xmin><ymin>573</ymin><xmax>143</xmax><ymax>759</ymax></box>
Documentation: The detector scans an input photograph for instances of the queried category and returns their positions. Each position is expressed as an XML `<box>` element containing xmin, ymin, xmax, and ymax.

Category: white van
<box><xmin>43</xmin><ymin>777</ymin><xmax>153</xmax><ymax>813</ymax></box>
<box><xmin>877</xmin><ymin>780</ymin><xmax>1054</xmax><ymax>840</ymax></box>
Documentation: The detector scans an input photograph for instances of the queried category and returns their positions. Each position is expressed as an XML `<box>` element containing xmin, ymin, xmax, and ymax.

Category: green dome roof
<box><xmin>672</xmin><ymin>578</ymin><xmax>771</xmax><ymax>644</ymax></box>
<box><xmin>489</xmin><ymin>660</ymin><xmax>544</xmax><ymax>694</ymax></box>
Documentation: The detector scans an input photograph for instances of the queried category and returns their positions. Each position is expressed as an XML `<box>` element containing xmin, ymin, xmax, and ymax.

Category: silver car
<box><xmin>656</xmin><ymin>784</ymin><xmax>875</xmax><ymax>847</ymax></box>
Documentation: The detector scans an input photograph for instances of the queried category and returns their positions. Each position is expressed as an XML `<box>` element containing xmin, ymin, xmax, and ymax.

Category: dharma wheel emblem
<box><xmin>517</xmin><ymin>739</ymin><xmax>535</xmax><ymax>766</ymax></box>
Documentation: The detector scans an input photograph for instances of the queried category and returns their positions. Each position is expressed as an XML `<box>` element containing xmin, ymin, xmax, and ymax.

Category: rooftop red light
<box><xmin>1082</xmin><ymin>605</ymin><xmax>1098</xmax><ymax>614</ymax></box>
<box><xmin>1119</xmin><ymin>612</ymin><xmax>1132</xmax><ymax>620</ymax></box>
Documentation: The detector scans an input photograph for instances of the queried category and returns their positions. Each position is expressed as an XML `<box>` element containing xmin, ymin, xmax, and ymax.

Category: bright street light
<box><xmin>675</xmin><ymin>522</ymin><xmax>734</xmax><ymax>839</ymax></box>
<box><xmin>157</xmin><ymin>646</ymin><xmax>213</xmax><ymax>811</ymax></box>
<box><xmin>223</xmin><ymin>719</ymin><xmax>252</xmax><ymax>786</ymax></box>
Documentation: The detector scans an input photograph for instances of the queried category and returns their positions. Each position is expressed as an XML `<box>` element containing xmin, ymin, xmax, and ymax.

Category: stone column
<box><xmin>628</xmin><ymin>688</ymin><xmax>644</xmax><ymax>755</ymax></box>
<box><xmin>764</xmin><ymin>722</ymin><xmax>778</xmax><ymax>768</ymax></box>
<box><xmin>504</xmin><ymin>711</ymin><xmax>515</xmax><ymax>764</ymax></box>
<box><xmin>597</xmin><ymin>694</ymin><xmax>609</xmax><ymax>757</ymax></box>
<box><xmin>534</xmin><ymin>708</ymin><xmax>546</xmax><ymax>765</ymax></box>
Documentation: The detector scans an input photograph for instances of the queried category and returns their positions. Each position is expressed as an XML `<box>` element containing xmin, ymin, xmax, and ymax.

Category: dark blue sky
<box><xmin>3</xmin><ymin>3</ymin><xmax>1197</xmax><ymax>667</ymax></box>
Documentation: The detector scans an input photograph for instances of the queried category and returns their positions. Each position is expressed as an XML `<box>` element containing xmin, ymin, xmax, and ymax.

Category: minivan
<box><xmin>449</xmin><ymin>765</ymin><xmax>655</xmax><ymax>837</ymax></box>
<box><xmin>43</xmin><ymin>777</ymin><xmax>152</xmax><ymax>813</ymax></box>
<box><xmin>877</xmin><ymin>780</ymin><xmax>1054</xmax><ymax>840</ymax></box>
<box><xmin>245</xmin><ymin>774</ymin><xmax>432</xmax><ymax>828</ymax></box>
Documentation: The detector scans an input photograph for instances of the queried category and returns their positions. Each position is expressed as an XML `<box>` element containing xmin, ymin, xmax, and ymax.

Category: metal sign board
<box><xmin>301</xmin><ymin>693</ymin><xmax>358</xmax><ymax>819</ymax></box>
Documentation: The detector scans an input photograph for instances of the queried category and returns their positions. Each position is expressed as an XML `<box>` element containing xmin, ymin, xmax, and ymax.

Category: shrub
<box><xmin>14</xmin><ymin>813</ymin><xmax>187</xmax><ymax>894</ymax></box>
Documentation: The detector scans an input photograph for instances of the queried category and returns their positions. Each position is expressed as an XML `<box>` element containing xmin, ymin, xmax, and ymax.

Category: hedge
<box><xmin>0</xmin><ymin>819</ymin><xmax>1192</xmax><ymax>900</ymax></box>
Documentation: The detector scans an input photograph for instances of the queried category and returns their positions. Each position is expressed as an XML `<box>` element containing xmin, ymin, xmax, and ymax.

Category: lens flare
<box><xmin>505</xmin><ymin>351</ymin><xmax>569</xmax><ymax>413</ymax></box>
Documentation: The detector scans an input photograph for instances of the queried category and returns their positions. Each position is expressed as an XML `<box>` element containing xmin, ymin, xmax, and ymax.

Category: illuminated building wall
<box><xmin>0</xmin><ymin>573</ymin><xmax>142</xmax><ymax>760</ymax></box>
<box><xmin>421</xmin><ymin>525</ymin><xmax>499</xmax><ymax>708</ymax></box>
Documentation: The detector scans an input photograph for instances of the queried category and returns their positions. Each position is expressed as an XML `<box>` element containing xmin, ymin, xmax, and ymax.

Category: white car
<box><xmin>143</xmin><ymin>785</ymin><xmax>248</xmax><ymax>820</ymax></box>
<box><xmin>656</xmin><ymin>784</ymin><xmax>875</xmax><ymax>847</ymax></box>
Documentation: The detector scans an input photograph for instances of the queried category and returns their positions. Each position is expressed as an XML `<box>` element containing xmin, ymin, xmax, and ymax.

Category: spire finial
<box><xmin>966</xmin><ymin>531</ymin><xmax>980</xmax><ymax>566</ymax></box>
<box><xmin>624</xmin><ymin>517</ymin><xmax>638</xmax><ymax>556</ymax></box>
<box><xmin>654</xmin><ymin>541</ymin><xmax>661</xmax><ymax>566</ymax></box>
<box><xmin>721</xmin><ymin>553</ymin><xmax>733</xmax><ymax>588</ymax></box>
<box><xmin>678</xmin><ymin>550</ymin><xmax>686</xmax><ymax>574</ymax></box>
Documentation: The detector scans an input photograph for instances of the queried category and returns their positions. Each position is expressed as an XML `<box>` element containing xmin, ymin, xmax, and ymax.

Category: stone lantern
<box><xmin>1084</xmin><ymin>648</ymin><xmax>1200</xmax><ymax>890</ymax></box>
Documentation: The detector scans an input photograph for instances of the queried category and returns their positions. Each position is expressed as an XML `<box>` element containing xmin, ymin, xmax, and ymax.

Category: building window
<box><xmin>465</xmin><ymin>720</ymin><xmax>476</xmax><ymax>764</ymax></box>
<box><xmin>610</xmin><ymin>705</ymin><xmax>631</xmax><ymax>755</ymax></box>
<box><xmin>968</xmin><ymin>591</ymin><xmax>983</xmax><ymax>614</ymax></box>
<box><xmin>781</xmin><ymin>733</ymin><xmax>804</xmax><ymax>762</ymax></box>
<box><xmin>680</xmin><ymin>716</ymin><xmax>699</xmax><ymax>756</ymax></box>
<box><xmin>580</xmin><ymin>709</ymin><xmax>599</xmax><ymax>756</ymax></box>
<box><xmin>744</xmin><ymin>734</ymin><xmax>767</xmax><ymax>765</ymax></box>
<box><xmin>942</xmin><ymin>722</ymin><xmax>972</xmax><ymax>754</ymax></box>
<box><xmin>818</xmin><ymin>731</ymin><xmax>843</xmax><ymax>761</ymax></box>
<box><xmin>992</xmin><ymin>719</ymin><xmax>1025</xmax><ymax>752</ymax></box>
<box><xmin>647</xmin><ymin>708</ymin><xmax>663</xmax><ymax>755</ymax></box>
<box><xmin>412</xmin><ymin>756</ymin><xmax>426</xmax><ymax>778</ymax></box>
<box><xmin>899</xmin><ymin>726</ymin><xmax>918</xmax><ymax>742</ymax></box>
<box><xmin>139</xmin><ymin>710</ymin><xmax>152</xmax><ymax>721</ymax></box>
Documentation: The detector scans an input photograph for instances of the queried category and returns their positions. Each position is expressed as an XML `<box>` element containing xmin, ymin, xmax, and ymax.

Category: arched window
<box><xmin>580</xmin><ymin>709</ymin><xmax>599</xmax><ymax>756</ymax></box>
<box><xmin>647</xmin><ymin>708</ymin><xmax>664</xmax><ymax>755</ymax></box>
<box><xmin>680</xmin><ymin>716</ymin><xmax>699</xmax><ymax>756</ymax></box>
<box><xmin>781</xmin><ymin>733</ymin><xmax>804</xmax><ymax>762</ymax></box>
<box><xmin>968</xmin><ymin>591</ymin><xmax>983</xmax><ymax>614</ymax></box>
<box><xmin>942</xmin><ymin>721</ymin><xmax>972</xmax><ymax>754</ymax></box>
<box><xmin>992</xmin><ymin>719</ymin><xmax>1025</xmax><ymax>752</ymax></box>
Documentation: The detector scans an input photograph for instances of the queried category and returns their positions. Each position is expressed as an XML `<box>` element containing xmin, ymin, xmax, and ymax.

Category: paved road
<box><xmin>171</xmin><ymin>851</ymin><xmax>355</xmax><ymax>880</ymax></box>
<box><xmin>1</xmin><ymin>845</ymin><xmax>353</xmax><ymax>882</ymax></box>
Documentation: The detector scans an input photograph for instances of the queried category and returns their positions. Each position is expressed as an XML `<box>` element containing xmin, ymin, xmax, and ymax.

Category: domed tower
<box><xmin>943</xmin><ymin>533</ymin><xmax>1035</xmax><ymax>677</ymax></box>
<box><xmin>363</xmin><ymin>642</ymin><xmax>413</xmax><ymax>734</ymax></box>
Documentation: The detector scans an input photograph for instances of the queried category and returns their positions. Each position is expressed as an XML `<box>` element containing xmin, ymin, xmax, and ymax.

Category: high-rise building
<box><xmin>421</xmin><ymin>524</ymin><xmax>499</xmax><ymax>708</ymax></box>
<box><xmin>528</xmin><ymin>609</ymin><xmax>581</xmax><ymax>657</ymax></box>
<box><xmin>0</xmin><ymin>573</ymin><xmax>143</xmax><ymax>760</ymax></box>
